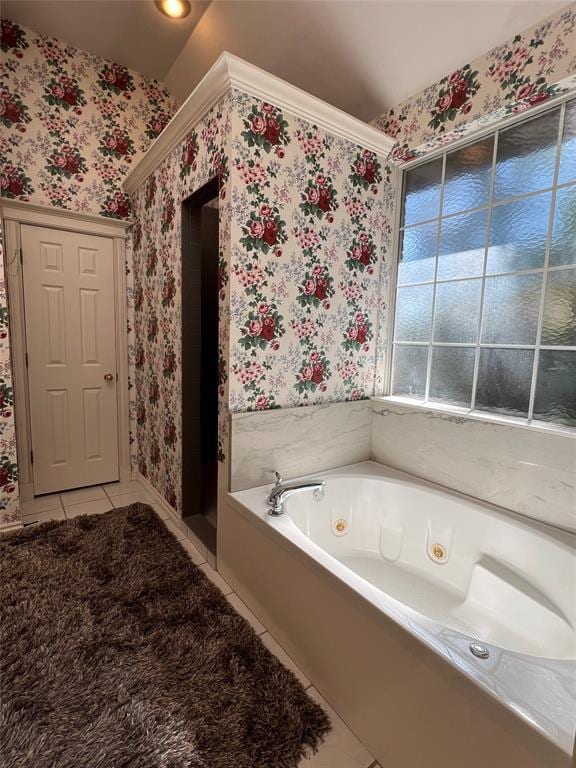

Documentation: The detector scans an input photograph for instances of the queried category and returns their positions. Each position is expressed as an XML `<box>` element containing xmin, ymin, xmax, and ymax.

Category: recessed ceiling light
<box><xmin>155</xmin><ymin>0</ymin><xmax>191</xmax><ymax>19</ymax></box>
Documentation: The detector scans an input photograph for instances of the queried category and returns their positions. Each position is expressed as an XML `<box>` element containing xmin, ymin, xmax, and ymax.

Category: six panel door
<box><xmin>22</xmin><ymin>225</ymin><xmax>119</xmax><ymax>494</ymax></box>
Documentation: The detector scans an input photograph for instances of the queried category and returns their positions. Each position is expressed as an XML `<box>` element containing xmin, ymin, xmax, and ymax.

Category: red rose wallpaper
<box><xmin>372</xmin><ymin>7</ymin><xmax>576</xmax><ymax>162</ymax></box>
<box><xmin>0</xmin><ymin>19</ymin><xmax>177</xmax><ymax>218</ymax></box>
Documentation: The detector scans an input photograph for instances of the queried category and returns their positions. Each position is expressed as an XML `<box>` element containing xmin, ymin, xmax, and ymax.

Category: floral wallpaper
<box><xmin>372</xmin><ymin>3</ymin><xmax>576</xmax><ymax>161</ymax></box>
<box><xmin>0</xmin><ymin>19</ymin><xmax>177</xmax><ymax>525</ymax></box>
<box><xmin>129</xmin><ymin>89</ymin><xmax>392</xmax><ymax>513</ymax></box>
<box><xmin>129</xmin><ymin>95</ymin><xmax>233</xmax><ymax>513</ymax></box>
<box><xmin>0</xmin><ymin>18</ymin><xmax>178</xmax><ymax>218</ymax></box>
<box><xmin>0</xmin><ymin>234</ymin><xmax>19</xmax><ymax>527</ymax></box>
<box><xmin>227</xmin><ymin>92</ymin><xmax>391</xmax><ymax>411</ymax></box>
<box><xmin>9</xmin><ymin>7</ymin><xmax>571</xmax><ymax>521</ymax></box>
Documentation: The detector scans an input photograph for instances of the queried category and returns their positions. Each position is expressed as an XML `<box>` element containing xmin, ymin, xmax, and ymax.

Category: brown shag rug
<box><xmin>0</xmin><ymin>504</ymin><xmax>330</xmax><ymax>768</ymax></box>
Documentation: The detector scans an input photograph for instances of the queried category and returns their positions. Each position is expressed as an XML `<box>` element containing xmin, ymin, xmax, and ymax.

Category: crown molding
<box><xmin>123</xmin><ymin>52</ymin><xmax>395</xmax><ymax>194</ymax></box>
<box><xmin>1</xmin><ymin>198</ymin><xmax>132</xmax><ymax>237</ymax></box>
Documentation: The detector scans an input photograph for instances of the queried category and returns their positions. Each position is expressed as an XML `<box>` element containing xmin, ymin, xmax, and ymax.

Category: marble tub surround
<box><xmin>371</xmin><ymin>399</ymin><xmax>576</xmax><ymax>533</ymax></box>
<box><xmin>230</xmin><ymin>400</ymin><xmax>372</xmax><ymax>492</ymax></box>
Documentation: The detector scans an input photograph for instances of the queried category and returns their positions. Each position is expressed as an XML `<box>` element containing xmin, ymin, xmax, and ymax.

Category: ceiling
<box><xmin>2</xmin><ymin>0</ymin><xmax>210</xmax><ymax>81</ymax></box>
<box><xmin>3</xmin><ymin>1</ymin><xmax>570</xmax><ymax>120</ymax></box>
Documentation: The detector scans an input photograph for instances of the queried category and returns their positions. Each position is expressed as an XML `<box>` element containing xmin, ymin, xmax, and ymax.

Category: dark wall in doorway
<box><xmin>181</xmin><ymin>179</ymin><xmax>220</xmax><ymax>551</ymax></box>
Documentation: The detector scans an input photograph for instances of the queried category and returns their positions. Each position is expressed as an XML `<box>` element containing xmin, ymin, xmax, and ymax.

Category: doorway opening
<box><xmin>181</xmin><ymin>178</ymin><xmax>220</xmax><ymax>555</ymax></box>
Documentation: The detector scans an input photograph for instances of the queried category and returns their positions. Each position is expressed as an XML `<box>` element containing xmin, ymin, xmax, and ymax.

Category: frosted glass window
<box><xmin>391</xmin><ymin>346</ymin><xmax>428</xmax><ymax>398</ymax></box>
<box><xmin>394</xmin><ymin>285</ymin><xmax>433</xmax><ymax>342</ymax></box>
<box><xmin>487</xmin><ymin>193</ymin><xmax>551</xmax><ymax>274</ymax></box>
<box><xmin>403</xmin><ymin>158</ymin><xmax>442</xmax><ymax>226</ymax></box>
<box><xmin>494</xmin><ymin>109</ymin><xmax>559</xmax><ymax>200</ymax></box>
<box><xmin>542</xmin><ymin>269</ymin><xmax>576</xmax><ymax>347</ymax></box>
<box><xmin>481</xmin><ymin>274</ymin><xmax>542</xmax><ymax>345</ymax></box>
<box><xmin>437</xmin><ymin>210</ymin><xmax>487</xmax><ymax>280</ymax></box>
<box><xmin>399</xmin><ymin>222</ymin><xmax>438</xmax><ymax>284</ymax></box>
<box><xmin>429</xmin><ymin>347</ymin><xmax>475</xmax><ymax>406</ymax></box>
<box><xmin>533</xmin><ymin>351</ymin><xmax>576</xmax><ymax>427</ymax></box>
<box><xmin>476</xmin><ymin>349</ymin><xmax>534</xmax><ymax>417</ymax></box>
<box><xmin>433</xmin><ymin>279</ymin><xmax>482</xmax><ymax>343</ymax></box>
<box><xmin>443</xmin><ymin>137</ymin><xmax>493</xmax><ymax>215</ymax></box>
<box><xmin>558</xmin><ymin>100</ymin><xmax>576</xmax><ymax>186</ymax></box>
<box><xmin>550</xmin><ymin>185</ymin><xmax>576</xmax><ymax>267</ymax></box>
<box><xmin>390</xmin><ymin>99</ymin><xmax>576</xmax><ymax>429</ymax></box>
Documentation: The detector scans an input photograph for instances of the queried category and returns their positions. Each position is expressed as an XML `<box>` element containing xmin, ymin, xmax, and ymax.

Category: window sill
<box><xmin>371</xmin><ymin>396</ymin><xmax>576</xmax><ymax>439</ymax></box>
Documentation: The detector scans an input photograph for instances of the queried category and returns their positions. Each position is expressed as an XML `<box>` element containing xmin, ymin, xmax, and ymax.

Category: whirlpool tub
<box><xmin>218</xmin><ymin>461</ymin><xmax>576</xmax><ymax>768</ymax></box>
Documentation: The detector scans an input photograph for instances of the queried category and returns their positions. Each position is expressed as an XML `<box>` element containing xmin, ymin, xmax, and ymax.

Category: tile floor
<box><xmin>20</xmin><ymin>482</ymin><xmax>381</xmax><ymax>768</ymax></box>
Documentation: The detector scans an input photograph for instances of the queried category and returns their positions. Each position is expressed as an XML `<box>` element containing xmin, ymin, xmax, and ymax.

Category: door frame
<box><xmin>1</xmin><ymin>200</ymin><xmax>132</xmax><ymax>501</ymax></box>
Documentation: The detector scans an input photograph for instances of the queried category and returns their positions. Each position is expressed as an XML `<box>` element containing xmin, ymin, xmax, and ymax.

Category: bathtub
<box><xmin>218</xmin><ymin>461</ymin><xmax>576</xmax><ymax>768</ymax></box>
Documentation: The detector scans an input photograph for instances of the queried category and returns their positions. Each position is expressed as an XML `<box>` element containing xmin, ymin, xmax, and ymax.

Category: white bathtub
<box><xmin>219</xmin><ymin>461</ymin><xmax>576</xmax><ymax>767</ymax></box>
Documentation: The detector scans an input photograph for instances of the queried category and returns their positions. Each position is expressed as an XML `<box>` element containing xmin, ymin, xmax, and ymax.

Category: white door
<box><xmin>22</xmin><ymin>225</ymin><xmax>119</xmax><ymax>494</ymax></box>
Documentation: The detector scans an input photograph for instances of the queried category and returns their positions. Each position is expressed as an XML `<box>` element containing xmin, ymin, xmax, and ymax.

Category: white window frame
<box><xmin>381</xmin><ymin>92</ymin><xmax>576</xmax><ymax>437</ymax></box>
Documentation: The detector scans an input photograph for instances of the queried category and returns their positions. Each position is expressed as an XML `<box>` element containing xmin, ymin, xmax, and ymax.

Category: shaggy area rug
<box><xmin>0</xmin><ymin>504</ymin><xmax>330</xmax><ymax>768</ymax></box>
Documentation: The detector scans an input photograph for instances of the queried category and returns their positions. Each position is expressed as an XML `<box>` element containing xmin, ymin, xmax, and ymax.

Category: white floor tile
<box><xmin>178</xmin><ymin>538</ymin><xmax>206</xmax><ymax>565</ymax></box>
<box><xmin>64</xmin><ymin>498</ymin><xmax>114</xmax><ymax>519</ymax></box>
<box><xmin>22</xmin><ymin>508</ymin><xmax>66</xmax><ymax>524</ymax></box>
<box><xmin>110</xmin><ymin>490</ymin><xmax>154</xmax><ymax>509</ymax></box>
<box><xmin>184</xmin><ymin>527</ymin><xmax>209</xmax><ymax>561</ymax></box>
<box><xmin>102</xmin><ymin>480</ymin><xmax>141</xmax><ymax>498</ymax></box>
<box><xmin>260</xmin><ymin>632</ymin><xmax>310</xmax><ymax>687</ymax></box>
<box><xmin>60</xmin><ymin>486</ymin><xmax>106</xmax><ymax>506</ymax></box>
<box><xmin>162</xmin><ymin>516</ymin><xmax>186</xmax><ymax>541</ymax></box>
<box><xmin>198</xmin><ymin>563</ymin><xmax>233</xmax><ymax>595</ymax></box>
<box><xmin>21</xmin><ymin>494</ymin><xmax>62</xmax><ymax>516</ymax></box>
<box><xmin>226</xmin><ymin>593</ymin><xmax>266</xmax><ymax>634</ymax></box>
<box><xmin>300</xmin><ymin>688</ymin><xmax>374</xmax><ymax>768</ymax></box>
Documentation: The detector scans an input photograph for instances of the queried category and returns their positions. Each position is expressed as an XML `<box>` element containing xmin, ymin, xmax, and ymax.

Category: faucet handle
<box><xmin>273</xmin><ymin>471</ymin><xmax>283</xmax><ymax>485</ymax></box>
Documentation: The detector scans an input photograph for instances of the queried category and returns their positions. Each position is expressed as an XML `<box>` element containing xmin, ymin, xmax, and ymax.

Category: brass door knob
<box><xmin>104</xmin><ymin>373</ymin><xmax>114</xmax><ymax>382</ymax></box>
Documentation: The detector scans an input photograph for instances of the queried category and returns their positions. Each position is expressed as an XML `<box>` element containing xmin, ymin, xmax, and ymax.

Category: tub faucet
<box><xmin>266</xmin><ymin>472</ymin><xmax>326</xmax><ymax>516</ymax></box>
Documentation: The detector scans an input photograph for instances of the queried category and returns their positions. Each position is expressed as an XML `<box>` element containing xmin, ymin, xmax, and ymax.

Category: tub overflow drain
<box><xmin>469</xmin><ymin>642</ymin><xmax>490</xmax><ymax>660</ymax></box>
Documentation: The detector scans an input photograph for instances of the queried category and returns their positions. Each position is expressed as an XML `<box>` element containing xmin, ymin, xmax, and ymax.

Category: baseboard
<box><xmin>135</xmin><ymin>472</ymin><xmax>178</xmax><ymax>521</ymax></box>
<box><xmin>135</xmin><ymin>472</ymin><xmax>213</xmax><ymax>565</ymax></box>
<box><xmin>19</xmin><ymin>482</ymin><xmax>34</xmax><ymax>502</ymax></box>
<box><xmin>0</xmin><ymin>521</ymin><xmax>24</xmax><ymax>534</ymax></box>
<box><xmin>119</xmin><ymin>466</ymin><xmax>132</xmax><ymax>484</ymax></box>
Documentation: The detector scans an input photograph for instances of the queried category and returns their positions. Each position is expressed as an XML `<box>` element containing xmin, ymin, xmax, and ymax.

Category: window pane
<box><xmin>403</xmin><ymin>158</ymin><xmax>442</xmax><ymax>226</ymax></box>
<box><xmin>394</xmin><ymin>284</ymin><xmax>434</xmax><ymax>342</ymax></box>
<box><xmin>391</xmin><ymin>345</ymin><xmax>428</xmax><ymax>398</ymax></box>
<box><xmin>482</xmin><ymin>273</ymin><xmax>542</xmax><ymax>344</ymax></box>
<box><xmin>433</xmin><ymin>279</ymin><xmax>482</xmax><ymax>343</ymax></box>
<box><xmin>533</xmin><ymin>350</ymin><xmax>576</xmax><ymax>427</ymax></box>
<box><xmin>542</xmin><ymin>268</ymin><xmax>576</xmax><ymax>346</ymax></box>
<box><xmin>558</xmin><ymin>100</ymin><xmax>576</xmax><ymax>186</ymax></box>
<box><xmin>442</xmin><ymin>137</ymin><xmax>494</xmax><ymax>216</ymax></box>
<box><xmin>437</xmin><ymin>209</ymin><xmax>487</xmax><ymax>280</ymax></box>
<box><xmin>476</xmin><ymin>348</ymin><xmax>534</xmax><ymax>417</ymax></box>
<box><xmin>550</xmin><ymin>184</ymin><xmax>576</xmax><ymax>267</ymax></box>
<box><xmin>393</xmin><ymin>103</ymin><xmax>576</xmax><ymax>428</ymax></box>
<box><xmin>487</xmin><ymin>192</ymin><xmax>551</xmax><ymax>274</ymax></box>
<box><xmin>399</xmin><ymin>222</ymin><xmax>438</xmax><ymax>284</ymax></box>
<box><xmin>494</xmin><ymin>109</ymin><xmax>560</xmax><ymax>200</ymax></box>
<box><xmin>429</xmin><ymin>347</ymin><xmax>475</xmax><ymax>406</ymax></box>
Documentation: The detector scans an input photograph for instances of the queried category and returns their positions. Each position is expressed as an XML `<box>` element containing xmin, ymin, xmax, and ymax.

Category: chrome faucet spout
<box><xmin>266</xmin><ymin>473</ymin><xmax>326</xmax><ymax>516</ymax></box>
